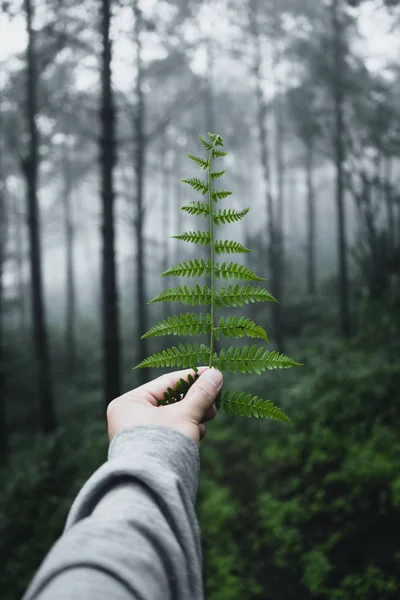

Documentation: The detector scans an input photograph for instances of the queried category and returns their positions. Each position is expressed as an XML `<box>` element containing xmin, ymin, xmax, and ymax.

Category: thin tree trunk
<box><xmin>306</xmin><ymin>140</ymin><xmax>316</xmax><ymax>295</ymax></box>
<box><xmin>63</xmin><ymin>144</ymin><xmax>76</xmax><ymax>375</ymax></box>
<box><xmin>25</xmin><ymin>0</ymin><xmax>56</xmax><ymax>432</ymax></box>
<box><xmin>384</xmin><ymin>156</ymin><xmax>395</xmax><ymax>246</ymax></box>
<box><xmin>174</xmin><ymin>144</ymin><xmax>182</xmax><ymax>264</ymax></box>
<box><xmin>100</xmin><ymin>0</ymin><xmax>121</xmax><ymax>407</ymax></box>
<box><xmin>15</xmin><ymin>197</ymin><xmax>28</xmax><ymax>334</ymax></box>
<box><xmin>0</xmin><ymin>106</ymin><xmax>8</xmax><ymax>461</ymax></box>
<box><xmin>161</xmin><ymin>132</ymin><xmax>170</xmax><ymax>291</ymax></box>
<box><xmin>331</xmin><ymin>0</ymin><xmax>351</xmax><ymax>337</ymax></box>
<box><xmin>133</xmin><ymin>0</ymin><xmax>148</xmax><ymax>384</ymax></box>
<box><xmin>249</xmin><ymin>3</ymin><xmax>278</xmax><ymax>345</ymax></box>
<box><xmin>274</xmin><ymin>90</ymin><xmax>285</xmax><ymax>352</ymax></box>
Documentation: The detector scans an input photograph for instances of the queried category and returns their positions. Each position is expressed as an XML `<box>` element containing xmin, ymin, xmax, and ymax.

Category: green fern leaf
<box><xmin>161</xmin><ymin>368</ymin><xmax>200</xmax><ymax>405</ymax></box>
<box><xmin>171</xmin><ymin>231</ymin><xmax>211</xmax><ymax>245</ymax></box>
<box><xmin>221</xmin><ymin>391</ymin><xmax>290</xmax><ymax>422</ymax></box>
<box><xmin>210</xmin><ymin>169</ymin><xmax>226</xmax><ymax>180</ymax></box>
<box><xmin>213</xmin><ymin>208</ymin><xmax>250</xmax><ymax>225</ymax></box>
<box><xmin>135</xmin><ymin>343</ymin><xmax>210</xmax><ymax>369</ymax></box>
<box><xmin>161</xmin><ymin>259</ymin><xmax>210</xmax><ymax>278</ymax></box>
<box><xmin>208</xmin><ymin>132</ymin><xmax>224</xmax><ymax>146</ymax></box>
<box><xmin>214</xmin><ymin>240</ymin><xmax>251</xmax><ymax>255</ymax></box>
<box><xmin>215</xmin><ymin>316</ymin><xmax>268</xmax><ymax>341</ymax></box>
<box><xmin>212</xmin><ymin>149</ymin><xmax>227</xmax><ymax>158</ymax></box>
<box><xmin>149</xmin><ymin>285</ymin><xmax>211</xmax><ymax>306</ymax></box>
<box><xmin>161</xmin><ymin>259</ymin><xmax>264</xmax><ymax>281</ymax></box>
<box><xmin>199</xmin><ymin>135</ymin><xmax>213</xmax><ymax>151</ymax></box>
<box><xmin>215</xmin><ymin>285</ymin><xmax>278</xmax><ymax>307</ymax></box>
<box><xmin>142</xmin><ymin>313</ymin><xmax>212</xmax><ymax>338</ymax></box>
<box><xmin>211</xmin><ymin>189</ymin><xmax>232</xmax><ymax>201</ymax></box>
<box><xmin>181</xmin><ymin>177</ymin><xmax>209</xmax><ymax>195</ymax></box>
<box><xmin>181</xmin><ymin>201</ymin><xmax>210</xmax><ymax>217</ymax></box>
<box><xmin>214</xmin><ymin>346</ymin><xmax>301</xmax><ymax>375</ymax></box>
<box><xmin>188</xmin><ymin>154</ymin><xmax>209</xmax><ymax>170</ymax></box>
<box><xmin>215</xmin><ymin>262</ymin><xmax>265</xmax><ymax>281</ymax></box>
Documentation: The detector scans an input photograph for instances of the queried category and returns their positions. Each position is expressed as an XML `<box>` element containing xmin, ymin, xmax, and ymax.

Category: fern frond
<box><xmin>210</xmin><ymin>169</ymin><xmax>226</xmax><ymax>180</ymax></box>
<box><xmin>213</xmin><ymin>208</ymin><xmax>250</xmax><ymax>225</ymax></box>
<box><xmin>161</xmin><ymin>259</ymin><xmax>210</xmax><ymax>278</ymax></box>
<box><xmin>215</xmin><ymin>316</ymin><xmax>268</xmax><ymax>341</ymax></box>
<box><xmin>215</xmin><ymin>262</ymin><xmax>265</xmax><ymax>281</ymax></box>
<box><xmin>135</xmin><ymin>343</ymin><xmax>210</xmax><ymax>369</ymax></box>
<box><xmin>142</xmin><ymin>313</ymin><xmax>212</xmax><ymax>338</ymax></box>
<box><xmin>212</xmin><ymin>149</ymin><xmax>227</xmax><ymax>158</ymax></box>
<box><xmin>208</xmin><ymin>132</ymin><xmax>224</xmax><ymax>146</ymax></box>
<box><xmin>181</xmin><ymin>177</ymin><xmax>208</xmax><ymax>195</ymax></box>
<box><xmin>199</xmin><ymin>135</ymin><xmax>213</xmax><ymax>151</ymax></box>
<box><xmin>171</xmin><ymin>231</ymin><xmax>210</xmax><ymax>245</ymax></box>
<box><xmin>211</xmin><ymin>189</ymin><xmax>232</xmax><ymax>201</ymax></box>
<box><xmin>215</xmin><ymin>285</ymin><xmax>278</xmax><ymax>307</ymax></box>
<box><xmin>214</xmin><ymin>240</ymin><xmax>251</xmax><ymax>255</ymax></box>
<box><xmin>188</xmin><ymin>154</ymin><xmax>209</xmax><ymax>170</ymax></box>
<box><xmin>149</xmin><ymin>285</ymin><xmax>211</xmax><ymax>306</ymax></box>
<box><xmin>221</xmin><ymin>391</ymin><xmax>290</xmax><ymax>422</ymax></box>
<box><xmin>161</xmin><ymin>259</ymin><xmax>264</xmax><ymax>281</ymax></box>
<box><xmin>181</xmin><ymin>201</ymin><xmax>210</xmax><ymax>217</ymax></box>
<box><xmin>161</xmin><ymin>368</ymin><xmax>200</xmax><ymax>405</ymax></box>
<box><xmin>214</xmin><ymin>346</ymin><xmax>301</xmax><ymax>375</ymax></box>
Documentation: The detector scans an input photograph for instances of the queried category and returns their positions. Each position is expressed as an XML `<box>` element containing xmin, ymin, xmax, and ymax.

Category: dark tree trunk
<box><xmin>161</xmin><ymin>132</ymin><xmax>170</xmax><ymax>291</ymax></box>
<box><xmin>100</xmin><ymin>0</ymin><xmax>121</xmax><ymax>407</ymax></box>
<box><xmin>306</xmin><ymin>140</ymin><xmax>316</xmax><ymax>295</ymax></box>
<box><xmin>384</xmin><ymin>156</ymin><xmax>395</xmax><ymax>246</ymax></box>
<box><xmin>249</xmin><ymin>3</ymin><xmax>280</xmax><ymax>347</ymax></box>
<box><xmin>0</xmin><ymin>107</ymin><xmax>8</xmax><ymax>462</ymax></box>
<box><xmin>331</xmin><ymin>0</ymin><xmax>351</xmax><ymax>337</ymax></box>
<box><xmin>25</xmin><ymin>0</ymin><xmax>57</xmax><ymax>432</ymax></box>
<box><xmin>15</xmin><ymin>197</ymin><xmax>28</xmax><ymax>334</ymax></box>
<box><xmin>133</xmin><ymin>0</ymin><xmax>148</xmax><ymax>384</ymax></box>
<box><xmin>274</xmin><ymin>90</ymin><xmax>285</xmax><ymax>352</ymax></box>
<box><xmin>174</xmin><ymin>145</ymin><xmax>182</xmax><ymax>264</ymax></box>
<box><xmin>63</xmin><ymin>145</ymin><xmax>76</xmax><ymax>375</ymax></box>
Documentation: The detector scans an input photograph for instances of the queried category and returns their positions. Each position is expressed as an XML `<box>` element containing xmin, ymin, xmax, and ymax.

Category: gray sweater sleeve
<box><xmin>22</xmin><ymin>425</ymin><xmax>204</xmax><ymax>600</ymax></box>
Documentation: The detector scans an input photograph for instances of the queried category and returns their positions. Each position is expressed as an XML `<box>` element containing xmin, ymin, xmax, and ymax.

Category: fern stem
<box><xmin>208</xmin><ymin>142</ymin><xmax>216</xmax><ymax>367</ymax></box>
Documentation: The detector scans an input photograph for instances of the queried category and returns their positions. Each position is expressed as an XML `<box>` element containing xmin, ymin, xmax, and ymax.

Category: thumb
<box><xmin>182</xmin><ymin>368</ymin><xmax>223</xmax><ymax>423</ymax></box>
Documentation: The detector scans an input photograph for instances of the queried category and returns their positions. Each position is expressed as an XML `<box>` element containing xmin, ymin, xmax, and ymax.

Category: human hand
<box><xmin>107</xmin><ymin>367</ymin><xmax>223</xmax><ymax>446</ymax></box>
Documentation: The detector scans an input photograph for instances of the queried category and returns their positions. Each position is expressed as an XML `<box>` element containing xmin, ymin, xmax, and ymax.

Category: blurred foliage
<box><xmin>0</xmin><ymin>291</ymin><xmax>399</xmax><ymax>599</ymax></box>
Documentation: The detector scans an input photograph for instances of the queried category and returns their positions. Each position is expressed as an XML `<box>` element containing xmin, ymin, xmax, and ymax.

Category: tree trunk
<box><xmin>133</xmin><ymin>0</ymin><xmax>148</xmax><ymax>384</ymax></box>
<box><xmin>63</xmin><ymin>144</ymin><xmax>76</xmax><ymax>375</ymax></box>
<box><xmin>0</xmin><ymin>106</ymin><xmax>8</xmax><ymax>462</ymax></box>
<box><xmin>331</xmin><ymin>0</ymin><xmax>351</xmax><ymax>337</ymax></box>
<box><xmin>25</xmin><ymin>0</ymin><xmax>57</xmax><ymax>432</ymax></box>
<box><xmin>306</xmin><ymin>140</ymin><xmax>316</xmax><ymax>295</ymax></box>
<box><xmin>384</xmin><ymin>156</ymin><xmax>395</xmax><ymax>246</ymax></box>
<box><xmin>161</xmin><ymin>132</ymin><xmax>170</xmax><ymax>291</ymax></box>
<box><xmin>15</xmin><ymin>197</ymin><xmax>28</xmax><ymax>335</ymax></box>
<box><xmin>274</xmin><ymin>87</ymin><xmax>285</xmax><ymax>352</ymax></box>
<box><xmin>100</xmin><ymin>0</ymin><xmax>121</xmax><ymax>407</ymax></box>
<box><xmin>248</xmin><ymin>3</ymin><xmax>279</xmax><ymax>345</ymax></box>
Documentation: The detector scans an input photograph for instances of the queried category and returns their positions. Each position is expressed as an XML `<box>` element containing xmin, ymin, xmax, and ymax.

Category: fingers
<box><xmin>132</xmin><ymin>366</ymin><xmax>210</xmax><ymax>404</ymax></box>
<box><xmin>181</xmin><ymin>368</ymin><xmax>223</xmax><ymax>424</ymax></box>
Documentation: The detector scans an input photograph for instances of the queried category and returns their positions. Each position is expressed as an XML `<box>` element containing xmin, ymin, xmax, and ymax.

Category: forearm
<box><xmin>23</xmin><ymin>426</ymin><xmax>203</xmax><ymax>600</ymax></box>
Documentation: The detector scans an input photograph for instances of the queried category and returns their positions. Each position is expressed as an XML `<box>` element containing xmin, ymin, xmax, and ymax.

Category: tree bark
<box><xmin>274</xmin><ymin>83</ymin><xmax>285</xmax><ymax>352</ymax></box>
<box><xmin>331</xmin><ymin>0</ymin><xmax>351</xmax><ymax>337</ymax></box>
<box><xmin>248</xmin><ymin>2</ymin><xmax>280</xmax><ymax>347</ymax></box>
<box><xmin>133</xmin><ymin>0</ymin><xmax>148</xmax><ymax>384</ymax></box>
<box><xmin>100</xmin><ymin>0</ymin><xmax>121</xmax><ymax>407</ymax></box>
<box><xmin>384</xmin><ymin>156</ymin><xmax>395</xmax><ymax>246</ymax></box>
<box><xmin>0</xmin><ymin>105</ymin><xmax>8</xmax><ymax>461</ymax></box>
<box><xmin>306</xmin><ymin>140</ymin><xmax>316</xmax><ymax>295</ymax></box>
<box><xmin>25</xmin><ymin>0</ymin><xmax>57</xmax><ymax>432</ymax></box>
<box><xmin>63</xmin><ymin>143</ymin><xmax>76</xmax><ymax>375</ymax></box>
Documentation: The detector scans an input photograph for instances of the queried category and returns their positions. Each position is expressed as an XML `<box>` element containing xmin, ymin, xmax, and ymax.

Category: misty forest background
<box><xmin>1</xmin><ymin>0</ymin><xmax>400</xmax><ymax>598</ymax></box>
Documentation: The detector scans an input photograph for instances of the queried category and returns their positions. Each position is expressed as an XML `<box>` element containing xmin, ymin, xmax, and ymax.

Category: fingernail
<box><xmin>205</xmin><ymin>368</ymin><xmax>223</xmax><ymax>389</ymax></box>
